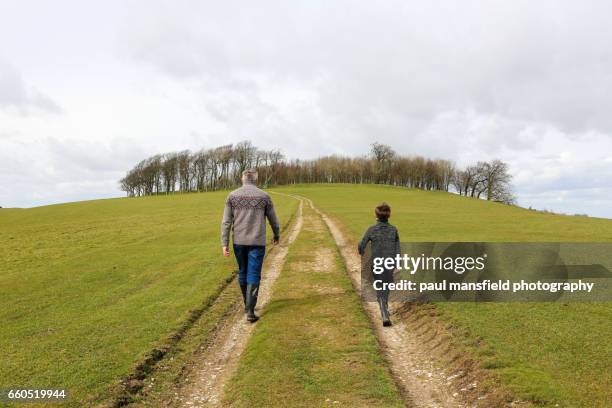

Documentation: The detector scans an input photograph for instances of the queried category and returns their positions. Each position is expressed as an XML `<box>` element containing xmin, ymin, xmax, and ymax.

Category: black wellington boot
<box><xmin>378</xmin><ymin>292</ymin><xmax>392</xmax><ymax>327</ymax></box>
<box><xmin>245</xmin><ymin>283</ymin><xmax>260</xmax><ymax>323</ymax></box>
<box><xmin>382</xmin><ymin>297</ymin><xmax>392</xmax><ymax>327</ymax></box>
<box><xmin>239</xmin><ymin>282</ymin><xmax>248</xmax><ymax>313</ymax></box>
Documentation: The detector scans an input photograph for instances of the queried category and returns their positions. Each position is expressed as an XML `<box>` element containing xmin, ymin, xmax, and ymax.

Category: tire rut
<box><xmin>304</xmin><ymin>197</ymin><xmax>468</xmax><ymax>408</ymax></box>
<box><xmin>171</xmin><ymin>198</ymin><xmax>303</xmax><ymax>407</ymax></box>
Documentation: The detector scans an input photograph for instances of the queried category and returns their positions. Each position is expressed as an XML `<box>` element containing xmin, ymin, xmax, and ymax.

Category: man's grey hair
<box><xmin>242</xmin><ymin>169</ymin><xmax>258</xmax><ymax>183</ymax></box>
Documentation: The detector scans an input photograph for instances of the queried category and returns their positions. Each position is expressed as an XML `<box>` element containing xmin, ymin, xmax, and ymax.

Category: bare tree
<box><xmin>233</xmin><ymin>141</ymin><xmax>256</xmax><ymax>181</ymax></box>
<box><xmin>263</xmin><ymin>150</ymin><xmax>283</xmax><ymax>187</ymax></box>
<box><xmin>176</xmin><ymin>150</ymin><xmax>191</xmax><ymax>192</ymax></box>
<box><xmin>480</xmin><ymin>160</ymin><xmax>514</xmax><ymax>203</ymax></box>
<box><xmin>161</xmin><ymin>152</ymin><xmax>178</xmax><ymax>193</ymax></box>
<box><xmin>371</xmin><ymin>142</ymin><xmax>395</xmax><ymax>184</ymax></box>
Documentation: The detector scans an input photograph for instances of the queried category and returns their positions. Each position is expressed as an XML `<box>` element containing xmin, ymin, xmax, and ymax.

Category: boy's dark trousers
<box><xmin>375</xmin><ymin>270</ymin><xmax>392</xmax><ymax>326</ymax></box>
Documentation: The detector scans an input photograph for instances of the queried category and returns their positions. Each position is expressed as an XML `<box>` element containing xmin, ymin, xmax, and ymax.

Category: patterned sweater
<box><xmin>221</xmin><ymin>182</ymin><xmax>280</xmax><ymax>247</ymax></box>
<box><xmin>358</xmin><ymin>220</ymin><xmax>401</xmax><ymax>260</ymax></box>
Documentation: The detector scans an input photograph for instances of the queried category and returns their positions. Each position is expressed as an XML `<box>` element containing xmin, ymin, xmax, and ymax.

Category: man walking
<box><xmin>221</xmin><ymin>169</ymin><xmax>280</xmax><ymax>322</ymax></box>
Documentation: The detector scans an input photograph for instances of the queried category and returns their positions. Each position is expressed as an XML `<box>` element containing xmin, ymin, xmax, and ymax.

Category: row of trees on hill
<box><xmin>119</xmin><ymin>142</ymin><xmax>283</xmax><ymax>196</ymax></box>
<box><xmin>119</xmin><ymin>141</ymin><xmax>515</xmax><ymax>204</ymax></box>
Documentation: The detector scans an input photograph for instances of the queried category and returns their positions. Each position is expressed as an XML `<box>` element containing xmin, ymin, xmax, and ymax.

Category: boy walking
<box><xmin>357</xmin><ymin>202</ymin><xmax>400</xmax><ymax>327</ymax></box>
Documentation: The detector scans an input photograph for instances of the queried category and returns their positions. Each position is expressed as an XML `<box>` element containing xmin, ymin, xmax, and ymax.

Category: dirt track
<box><xmin>305</xmin><ymin>197</ymin><xmax>468</xmax><ymax>408</ymax></box>
<box><xmin>170</xmin><ymin>199</ymin><xmax>303</xmax><ymax>407</ymax></box>
<box><xmin>169</xmin><ymin>194</ymin><xmax>474</xmax><ymax>407</ymax></box>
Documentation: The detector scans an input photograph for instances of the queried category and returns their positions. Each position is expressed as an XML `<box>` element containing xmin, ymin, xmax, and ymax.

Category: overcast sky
<box><xmin>1</xmin><ymin>0</ymin><xmax>612</xmax><ymax>217</ymax></box>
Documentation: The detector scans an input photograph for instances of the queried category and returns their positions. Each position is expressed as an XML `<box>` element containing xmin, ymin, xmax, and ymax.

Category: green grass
<box><xmin>131</xmin><ymin>281</ymin><xmax>242</xmax><ymax>407</ymax></box>
<box><xmin>277</xmin><ymin>184</ymin><xmax>612</xmax><ymax>407</ymax></box>
<box><xmin>277</xmin><ymin>184</ymin><xmax>612</xmax><ymax>243</ymax></box>
<box><xmin>224</xmin><ymin>202</ymin><xmax>403</xmax><ymax>407</ymax></box>
<box><xmin>0</xmin><ymin>192</ymin><xmax>298</xmax><ymax>406</ymax></box>
<box><xmin>3</xmin><ymin>184</ymin><xmax>611</xmax><ymax>407</ymax></box>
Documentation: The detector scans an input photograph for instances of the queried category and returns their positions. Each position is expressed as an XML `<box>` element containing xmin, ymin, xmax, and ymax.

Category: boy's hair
<box><xmin>375</xmin><ymin>202</ymin><xmax>391</xmax><ymax>220</ymax></box>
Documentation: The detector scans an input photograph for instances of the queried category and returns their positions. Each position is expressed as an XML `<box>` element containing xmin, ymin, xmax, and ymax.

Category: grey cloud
<box><xmin>118</xmin><ymin>0</ymin><xmax>612</xmax><ymax>135</ymax></box>
<box><xmin>46</xmin><ymin>137</ymin><xmax>148</xmax><ymax>173</ymax></box>
<box><xmin>0</xmin><ymin>59</ymin><xmax>62</xmax><ymax>114</ymax></box>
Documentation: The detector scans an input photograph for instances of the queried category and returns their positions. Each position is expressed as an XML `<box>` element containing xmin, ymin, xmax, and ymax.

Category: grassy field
<box><xmin>224</xmin><ymin>201</ymin><xmax>403</xmax><ymax>407</ymax></box>
<box><xmin>0</xmin><ymin>192</ymin><xmax>298</xmax><ymax>406</ymax></box>
<box><xmin>278</xmin><ymin>184</ymin><xmax>612</xmax><ymax>407</ymax></box>
<box><xmin>3</xmin><ymin>184</ymin><xmax>611</xmax><ymax>407</ymax></box>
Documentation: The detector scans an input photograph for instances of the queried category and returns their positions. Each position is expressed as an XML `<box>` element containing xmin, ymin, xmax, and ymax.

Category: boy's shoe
<box><xmin>378</xmin><ymin>297</ymin><xmax>392</xmax><ymax>327</ymax></box>
<box><xmin>247</xmin><ymin>314</ymin><xmax>259</xmax><ymax>323</ymax></box>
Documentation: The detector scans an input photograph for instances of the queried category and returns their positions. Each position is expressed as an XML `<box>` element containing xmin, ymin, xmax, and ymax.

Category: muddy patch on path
<box><xmin>291</xmin><ymin>247</ymin><xmax>335</xmax><ymax>273</ymax></box>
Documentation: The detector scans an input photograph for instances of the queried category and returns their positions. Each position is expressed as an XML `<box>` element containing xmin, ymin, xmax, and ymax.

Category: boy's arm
<box><xmin>357</xmin><ymin>227</ymin><xmax>371</xmax><ymax>255</ymax></box>
<box><xmin>395</xmin><ymin>228</ymin><xmax>401</xmax><ymax>257</ymax></box>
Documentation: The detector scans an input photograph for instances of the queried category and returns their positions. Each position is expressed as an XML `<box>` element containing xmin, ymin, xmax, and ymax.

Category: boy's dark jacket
<box><xmin>358</xmin><ymin>219</ymin><xmax>401</xmax><ymax>262</ymax></box>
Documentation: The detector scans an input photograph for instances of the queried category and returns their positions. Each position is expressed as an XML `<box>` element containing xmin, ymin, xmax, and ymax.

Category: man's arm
<box><xmin>221</xmin><ymin>196</ymin><xmax>233</xmax><ymax>255</ymax></box>
<box><xmin>265</xmin><ymin>197</ymin><xmax>280</xmax><ymax>243</ymax></box>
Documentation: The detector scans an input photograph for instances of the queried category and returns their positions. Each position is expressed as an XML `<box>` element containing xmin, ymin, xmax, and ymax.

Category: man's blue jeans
<box><xmin>233</xmin><ymin>244</ymin><xmax>266</xmax><ymax>284</ymax></box>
